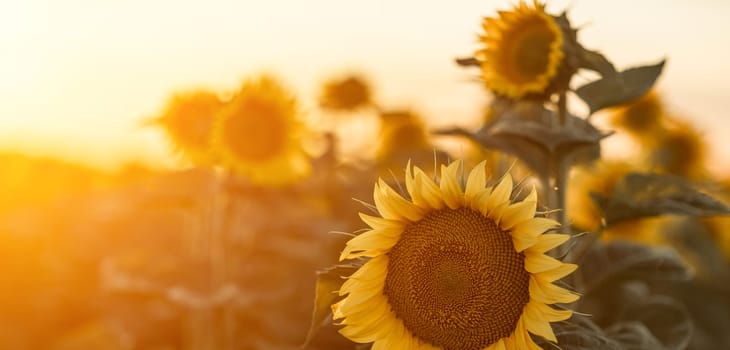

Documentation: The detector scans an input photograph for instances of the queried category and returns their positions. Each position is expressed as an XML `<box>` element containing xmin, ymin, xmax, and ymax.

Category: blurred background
<box><xmin>0</xmin><ymin>0</ymin><xmax>729</xmax><ymax>349</ymax></box>
<box><xmin>2</xmin><ymin>0</ymin><xmax>729</xmax><ymax>170</ymax></box>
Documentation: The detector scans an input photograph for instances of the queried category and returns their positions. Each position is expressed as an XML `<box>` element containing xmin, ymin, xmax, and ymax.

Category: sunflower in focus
<box><xmin>334</xmin><ymin>160</ymin><xmax>578</xmax><ymax>349</ymax></box>
<box><xmin>477</xmin><ymin>0</ymin><xmax>564</xmax><ymax>99</ymax></box>
<box><xmin>212</xmin><ymin>75</ymin><xmax>311</xmax><ymax>186</ymax></box>
<box><xmin>156</xmin><ymin>90</ymin><xmax>224</xmax><ymax>164</ymax></box>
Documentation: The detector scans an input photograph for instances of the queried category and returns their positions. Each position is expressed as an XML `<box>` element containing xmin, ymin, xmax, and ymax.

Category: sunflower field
<box><xmin>1</xmin><ymin>1</ymin><xmax>730</xmax><ymax>349</ymax></box>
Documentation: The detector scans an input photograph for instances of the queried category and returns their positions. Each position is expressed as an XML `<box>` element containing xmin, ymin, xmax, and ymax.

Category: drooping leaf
<box><xmin>669</xmin><ymin>281</ymin><xmax>730</xmax><ymax>349</ymax></box>
<box><xmin>435</xmin><ymin>100</ymin><xmax>609</xmax><ymax>177</ymax></box>
<box><xmin>605</xmin><ymin>322</ymin><xmax>665</xmax><ymax>350</ymax></box>
<box><xmin>575</xmin><ymin>60</ymin><xmax>666</xmax><ymax>114</ymax></box>
<box><xmin>591</xmin><ymin>172</ymin><xmax>730</xmax><ymax>227</ymax></box>
<box><xmin>579</xmin><ymin>241</ymin><xmax>692</xmax><ymax>295</ymax></box>
<box><xmin>577</xmin><ymin>48</ymin><xmax>617</xmax><ymax>77</ymax></box>
<box><xmin>303</xmin><ymin>264</ymin><xmax>358</xmax><ymax>347</ymax></box>
<box><xmin>535</xmin><ymin>315</ymin><xmax>623</xmax><ymax>350</ymax></box>
<box><xmin>618</xmin><ymin>296</ymin><xmax>692</xmax><ymax>350</ymax></box>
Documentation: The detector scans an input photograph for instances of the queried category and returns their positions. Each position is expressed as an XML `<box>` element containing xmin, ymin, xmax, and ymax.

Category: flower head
<box><xmin>477</xmin><ymin>0</ymin><xmax>564</xmax><ymax>98</ymax></box>
<box><xmin>212</xmin><ymin>75</ymin><xmax>311</xmax><ymax>186</ymax></box>
<box><xmin>649</xmin><ymin>119</ymin><xmax>706</xmax><ymax>179</ymax></box>
<box><xmin>319</xmin><ymin>75</ymin><xmax>372</xmax><ymax>111</ymax></box>
<box><xmin>334</xmin><ymin>160</ymin><xmax>578</xmax><ymax>349</ymax></box>
<box><xmin>156</xmin><ymin>90</ymin><xmax>223</xmax><ymax>164</ymax></box>
<box><xmin>375</xmin><ymin>111</ymin><xmax>437</xmax><ymax>177</ymax></box>
<box><xmin>607</xmin><ymin>90</ymin><xmax>664</xmax><ymax>138</ymax></box>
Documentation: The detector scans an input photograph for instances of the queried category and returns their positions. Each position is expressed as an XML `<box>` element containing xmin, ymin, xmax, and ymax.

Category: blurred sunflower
<box><xmin>156</xmin><ymin>90</ymin><xmax>224</xmax><ymax>164</ymax></box>
<box><xmin>568</xmin><ymin>161</ymin><xmax>634</xmax><ymax>232</ymax></box>
<box><xmin>212</xmin><ymin>75</ymin><xmax>311</xmax><ymax>186</ymax></box>
<box><xmin>319</xmin><ymin>75</ymin><xmax>372</xmax><ymax>111</ymax></box>
<box><xmin>334</xmin><ymin>160</ymin><xmax>578</xmax><ymax>349</ymax></box>
<box><xmin>648</xmin><ymin>118</ymin><xmax>707</xmax><ymax>179</ymax></box>
<box><xmin>607</xmin><ymin>90</ymin><xmax>664</xmax><ymax>140</ymax></box>
<box><xmin>703</xmin><ymin>216</ymin><xmax>730</xmax><ymax>261</ymax></box>
<box><xmin>477</xmin><ymin>0</ymin><xmax>564</xmax><ymax>98</ymax></box>
<box><xmin>375</xmin><ymin>111</ymin><xmax>436</xmax><ymax>174</ymax></box>
<box><xmin>568</xmin><ymin>160</ymin><xmax>665</xmax><ymax>244</ymax></box>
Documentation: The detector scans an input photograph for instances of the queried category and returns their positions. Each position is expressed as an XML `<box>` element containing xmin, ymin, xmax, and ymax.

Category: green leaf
<box><xmin>592</xmin><ymin>172</ymin><xmax>730</xmax><ymax>227</ymax></box>
<box><xmin>575</xmin><ymin>60</ymin><xmax>666</xmax><ymax>114</ymax></box>
<box><xmin>618</xmin><ymin>296</ymin><xmax>692</xmax><ymax>350</ymax></box>
<box><xmin>579</xmin><ymin>241</ymin><xmax>692</xmax><ymax>295</ymax></box>
<box><xmin>535</xmin><ymin>315</ymin><xmax>623</xmax><ymax>350</ymax></box>
<box><xmin>303</xmin><ymin>264</ymin><xmax>358</xmax><ymax>348</ymax></box>
<box><xmin>434</xmin><ymin>100</ymin><xmax>609</xmax><ymax>177</ymax></box>
<box><xmin>671</xmin><ymin>281</ymin><xmax>730</xmax><ymax>348</ymax></box>
<box><xmin>605</xmin><ymin>322</ymin><xmax>665</xmax><ymax>350</ymax></box>
<box><xmin>577</xmin><ymin>48</ymin><xmax>617</xmax><ymax>77</ymax></box>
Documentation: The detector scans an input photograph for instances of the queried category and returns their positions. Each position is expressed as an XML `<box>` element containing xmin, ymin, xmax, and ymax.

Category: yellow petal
<box><xmin>484</xmin><ymin>173</ymin><xmax>513</xmax><ymax>216</ymax></box>
<box><xmin>510</xmin><ymin>232</ymin><xmax>539</xmax><ymax>252</ymax></box>
<box><xmin>503</xmin><ymin>334</ymin><xmax>518</xmax><ymax>350</ymax></box>
<box><xmin>338</xmin><ymin>325</ymin><xmax>378</xmax><ymax>343</ymax></box>
<box><xmin>359</xmin><ymin>212</ymin><xmax>404</xmax><ymax>230</ymax></box>
<box><xmin>474</xmin><ymin>187</ymin><xmax>493</xmax><ymax>213</ymax></box>
<box><xmin>524</xmin><ymin>252</ymin><xmax>564</xmax><ymax>273</ymax></box>
<box><xmin>513</xmin><ymin>319</ymin><xmax>543</xmax><ymax>350</ymax></box>
<box><xmin>529</xmin><ymin>275</ymin><xmax>580</xmax><ymax>304</ymax></box>
<box><xmin>340</xmin><ymin>256</ymin><xmax>388</xmax><ymax>295</ymax></box>
<box><xmin>535</xmin><ymin>263</ymin><xmax>578</xmax><ymax>283</ymax></box>
<box><xmin>440</xmin><ymin>160</ymin><xmax>464</xmax><ymax>209</ymax></box>
<box><xmin>527</xmin><ymin>233</ymin><xmax>570</xmax><ymax>253</ymax></box>
<box><xmin>465</xmin><ymin>160</ymin><xmax>488</xmax><ymax>202</ymax></box>
<box><xmin>530</xmin><ymin>301</ymin><xmax>573</xmax><ymax>322</ymax></box>
<box><xmin>523</xmin><ymin>302</ymin><xmax>557</xmax><ymax>342</ymax></box>
<box><xmin>405</xmin><ymin>161</ymin><xmax>430</xmax><ymax>209</ymax></box>
<box><xmin>340</xmin><ymin>226</ymin><xmax>402</xmax><ymax>260</ymax></box>
<box><xmin>512</xmin><ymin>217</ymin><xmax>559</xmax><ymax>239</ymax></box>
<box><xmin>375</xmin><ymin>179</ymin><xmax>425</xmax><ymax>222</ymax></box>
<box><xmin>414</xmin><ymin>167</ymin><xmax>444</xmax><ymax>209</ymax></box>
<box><xmin>500</xmin><ymin>186</ymin><xmax>537</xmax><ymax>229</ymax></box>
<box><xmin>379</xmin><ymin>179</ymin><xmax>426</xmax><ymax>221</ymax></box>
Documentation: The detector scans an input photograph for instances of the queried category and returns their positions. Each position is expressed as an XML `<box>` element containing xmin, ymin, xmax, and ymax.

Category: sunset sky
<box><xmin>1</xmin><ymin>0</ymin><xmax>728</xmax><ymax>170</ymax></box>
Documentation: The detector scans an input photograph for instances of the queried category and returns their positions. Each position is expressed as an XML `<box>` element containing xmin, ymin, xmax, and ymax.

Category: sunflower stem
<box><xmin>552</xmin><ymin>92</ymin><xmax>572</xmax><ymax>256</ymax></box>
<box><xmin>558</xmin><ymin>91</ymin><xmax>568</xmax><ymax>126</ymax></box>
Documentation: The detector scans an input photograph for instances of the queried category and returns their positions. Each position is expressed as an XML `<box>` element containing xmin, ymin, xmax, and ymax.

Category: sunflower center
<box><xmin>384</xmin><ymin>208</ymin><xmax>530</xmax><ymax>350</ymax></box>
<box><xmin>502</xmin><ymin>17</ymin><xmax>557</xmax><ymax>84</ymax></box>
<box><xmin>221</xmin><ymin>98</ymin><xmax>288</xmax><ymax>162</ymax></box>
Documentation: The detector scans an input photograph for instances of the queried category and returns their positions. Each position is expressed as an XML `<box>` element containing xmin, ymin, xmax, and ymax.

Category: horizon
<box><xmin>1</xmin><ymin>0</ymin><xmax>729</xmax><ymax>172</ymax></box>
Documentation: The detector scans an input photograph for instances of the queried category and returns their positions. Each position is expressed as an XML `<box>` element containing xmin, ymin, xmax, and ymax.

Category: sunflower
<box><xmin>319</xmin><ymin>74</ymin><xmax>372</xmax><ymax>111</ymax></box>
<box><xmin>648</xmin><ymin>118</ymin><xmax>707</xmax><ymax>179</ymax></box>
<box><xmin>607</xmin><ymin>90</ymin><xmax>664</xmax><ymax>139</ymax></box>
<box><xmin>477</xmin><ymin>0</ymin><xmax>564</xmax><ymax>98</ymax></box>
<box><xmin>334</xmin><ymin>160</ymin><xmax>578</xmax><ymax>349</ymax></box>
<box><xmin>156</xmin><ymin>90</ymin><xmax>223</xmax><ymax>164</ymax></box>
<box><xmin>568</xmin><ymin>161</ymin><xmax>666</xmax><ymax>244</ymax></box>
<box><xmin>375</xmin><ymin>111</ymin><xmax>444</xmax><ymax>178</ymax></box>
<box><xmin>212</xmin><ymin>75</ymin><xmax>311</xmax><ymax>185</ymax></box>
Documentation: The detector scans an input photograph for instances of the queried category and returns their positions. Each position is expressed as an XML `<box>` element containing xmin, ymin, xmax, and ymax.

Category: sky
<box><xmin>0</xmin><ymin>0</ymin><xmax>729</xmax><ymax>171</ymax></box>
